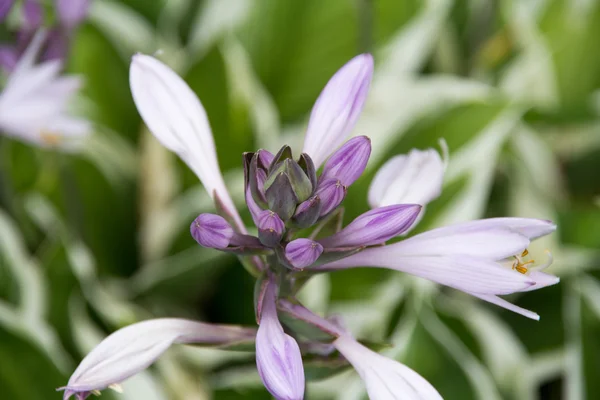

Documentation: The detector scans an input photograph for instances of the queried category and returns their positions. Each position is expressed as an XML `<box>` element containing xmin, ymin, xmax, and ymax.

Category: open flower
<box><xmin>58</xmin><ymin>319</ymin><xmax>256</xmax><ymax>400</ymax></box>
<box><xmin>318</xmin><ymin>218</ymin><xmax>558</xmax><ymax>320</ymax></box>
<box><xmin>0</xmin><ymin>31</ymin><xmax>91</xmax><ymax>149</ymax></box>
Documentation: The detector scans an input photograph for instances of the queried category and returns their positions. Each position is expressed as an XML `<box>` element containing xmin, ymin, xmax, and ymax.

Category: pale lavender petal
<box><xmin>55</xmin><ymin>0</ymin><xmax>90</xmax><ymax>29</ymax></box>
<box><xmin>256</xmin><ymin>279</ymin><xmax>305</xmax><ymax>400</ymax></box>
<box><xmin>318</xmin><ymin>204</ymin><xmax>421</xmax><ymax>248</ymax></box>
<box><xmin>321</xmin><ymin>135</ymin><xmax>371</xmax><ymax>186</ymax></box>
<box><xmin>465</xmin><ymin>292</ymin><xmax>540</xmax><ymax>321</ymax></box>
<box><xmin>320</xmin><ymin>251</ymin><xmax>534</xmax><ymax>295</ymax></box>
<box><xmin>390</xmin><ymin>224</ymin><xmax>531</xmax><ymax>260</ymax></box>
<box><xmin>520</xmin><ymin>270</ymin><xmax>559</xmax><ymax>292</ymax></box>
<box><xmin>302</xmin><ymin>54</ymin><xmax>374</xmax><ymax>168</ymax></box>
<box><xmin>368</xmin><ymin>147</ymin><xmax>445</xmax><ymax>208</ymax></box>
<box><xmin>334</xmin><ymin>334</ymin><xmax>442</xmax><ymax>400</ymax></box>
<box><xmin>130</xmin><ymin>55</ymin><xmax>246</xmax><ymax>232</ymax></box>
<box><xmin>190</xmin><ymin>213</ymin><xmax>233</xmax><ymax>249</ymax></box>
<box><xmin>447</xmin><ymin>217</ymin><xmax>556</xmax><ymax>240</ymax></box>
<box><xmin>246</xmin><ymin>186</ymin><xmax>263</xmax><ymax>226</ymax></box>
<box><xmin>315</xmin><ymin>178</ymin><xmax>346</xmax><ymax>216</ymax></box>
<box><xmin>285</xmin><ymin>239</ymin><xmax>323</xmax><ymax>269</ymax></box>
<box><xmin>0</xmin><ymin>0</ymin><xmax>14</xmax><ymax>22</ymax></box>
<box><xmin>59</xmin><ymin>319</ymin><xmax>256</xmax><ymax>399</ymax></box>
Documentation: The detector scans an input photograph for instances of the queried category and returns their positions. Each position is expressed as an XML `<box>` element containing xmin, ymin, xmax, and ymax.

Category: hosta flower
<box><xmin>255</xmin><ymin>277</ymin><xmax>305</xmax><ymax>400</ymax></box>
<box><xmin>334</xmin><ymin>334</ymin><xmax>443</xmax><ymax>400</ymax></box>
<box><xmin>58</xmin><ymin>319</ymin><xmax>256</xmax><ymax>400</ymax></box>
<box><xmin>318</xmin><ymin>218</ymin><xmax>558</xmax><ymax>320</ymax></box>
<box><xmin>0</xmin><ymin>31</ymin><xmax>91</xmax><ymax>149</ymax></box>
<box><xmin>63</xmin><ymin>52</ymin><xmax>559</xmax><ymax>399</ymax></box>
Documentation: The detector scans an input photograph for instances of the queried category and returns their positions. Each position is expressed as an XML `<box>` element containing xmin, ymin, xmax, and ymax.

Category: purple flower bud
<box><xmin>303</xmin><ymin>54</ymin><xmax>374</xmax><ymax>169</ymax></box>
<box><xmin>321</xmin><ymin>136</ymin><xmax>371</xmax><ymax>186</ymax></box>
<box><xmin>319</xmin><ymin>204</ymin><xmax>421</xmax><ymax>248</ymax></box>
<box><xmin>23</xmin><ymin>0</ymin><xmax>43</xmax><ymax>30</ymax></box>
<box><xmin>315</xmin><ymin>179</ymin><xmax>347</xmax><ymax>216</ymax></box>
<box><xmin>190</xmin><ymin>213</ymin><xmax>233</xmax><ymax>249</ymax></box>
<box><xmin>285</xmin><ymin>239</ymin><xmax>323</xmax><ymax>269</ymax></box>
<box><xmin>0</xmin><ymin>46</ymin><xmax>18</xmax><ymax>71</ymax></box>
<box><xmin>256</xmin><ymin>278</ymin><xmax>305</xmax><ymax>400</ymax></box>
<box><xmin>0</xmin><ymin>0</ymin><xmax>14</xmax><ymax>22</ymax></box>
<box><xmin>257</xmin><ymin>210</ymin><xmax>285</xmax><ymax>247</ymax></box>
<box><xmin>55</xmin><ymin>0</ymin><xmax>90</xmax><ymax>29</ymax></box>
<box><xmin>258</xmin><ymin>149</ymin><xmax>274</xmax><ymax>169</ymax></box>
<box><xmin>42</xmin><ymin>29</ymin><xmax>68</xmax><ymax>62</ymax></box>
<box><xmin>265</xmin><ymin>172</ymin><xmax>298</xmax><ymax>221</ymax></box>
<box><xmin>292</xmin><ymin>196</ymin><xmax>321</xmax><ymax>228</ymax></box>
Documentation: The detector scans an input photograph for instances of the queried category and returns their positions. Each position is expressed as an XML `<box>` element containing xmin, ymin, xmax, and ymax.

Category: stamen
<box><xmin>109</xmin><ymin>383</ymin><xmax>123</xmax><ymax>393</ymax></box>
<box><xmin>512</xmin><ymin>248</ymin><xmax>534</xmax><ymax>274</ymax></box>
<box><xmin>40</xmin><ymin>130</ymin><xmax>62</xmax><ymax>146</ymax></box>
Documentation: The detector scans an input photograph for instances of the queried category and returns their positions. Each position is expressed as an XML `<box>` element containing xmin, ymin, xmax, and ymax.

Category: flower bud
<box><xmin>265</xmin><ymin>158</ymin><xmax>313</xmax><ymax>203</ymax></box>
<box><xmin>257</xmin><ymin>210</ymin><xmax>285</xmax><ymax>247</ymax></box>
<box><xmin>265</xmin><ymin>172</ymin><xmax>298</xmax><ymax>221</ymax></box>
<box><xmin>319</xmin><ymin>204</ymin><xmax>421</xmax><ymax>248</ymax></box>
<box><xmin>321</xmin><ymin>136</ymin><xmax>371</xmax><ymax>186</ymax></box>
<box><xmin>292</xmin><ymin>196</ymin><xmax>322</xmax><ymax>228</ymax></box>
<box><xmin>315</xmin><ymin>179</ymin><xmax>347</xmax><ymax>216</ymax></box>
<box><xmin>190</xmin><ymin>213</ymin><xmax>233</xmax><ymax>249</ymax></box>
<box><xmin>285</xmin><ymin>239</ymin><xmax>323</xmax><ymax>269</ymax></box>
<box><xmin>256</xmin><ymin>278</ymin><xmax>305</xmax><ymax>400</ymax></box>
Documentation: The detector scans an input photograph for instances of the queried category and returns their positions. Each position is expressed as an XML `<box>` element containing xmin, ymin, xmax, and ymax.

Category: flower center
<box><xmin>512</xmin><ymin>249</ymin><xmax>534</xmax><ymax>274</ymax></box>
<box><xmin>40</xmin><ymin>130</ymin><xmax>62</xmax><ymax>146</ymax></box>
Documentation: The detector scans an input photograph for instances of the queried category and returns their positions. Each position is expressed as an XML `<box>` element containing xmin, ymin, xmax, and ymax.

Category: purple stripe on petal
<box><xmin>321</xmin><ymin>135</ymin><xmax>371</xmax><ymax>186</ymax></box>
<box><xmin>319</xmin><ymin>204</ymin><xmax>421</xmax><ymax>248</ymax></box>
<box><xmin>190</xmin><ymin>213</ymin><xmax>233</xmax><ymax>249</ymax></box>
<box><xmin>285</xmin><ymin>238</ymin><xmax>323</xmax><ymax>269</ymax></box>
<box><xmin>315</xmin><ymin>178</ymin><xmax>346</xmax><ymax>216</ymax></box>
<box><xmin>303</xmin><ymin>54</ymin><xmax>374</xmax><ymax>168</ymax></box>
<box><xmin>256</xmin><ymin>278</ymin><xmax>305</xmax><ymax>400</ymax></box>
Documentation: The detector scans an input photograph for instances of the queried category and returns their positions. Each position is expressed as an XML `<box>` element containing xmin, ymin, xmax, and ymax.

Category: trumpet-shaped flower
<box><xmin>256</xmin><ymin>278</ymin><xmax>305</xmax><ymax>400</ymax></box>
<box><xmin>130</xmin><ymin>54</ymin><xmax>245</xmax><ymax>231</ymax></box>
<box><xmin>0</xmin><ymin>31</ymin><xmax>91</xmax><ymax>149</ymax></box>
<box><xmin>58</xmin><ymin>319</ymin><xmax>256</xmax><ymax>400</ymax></box>
<box><xmin>302</xmin><ymin>54</ymin><xmax>373</xmax><ymax>168</ymax></box>
<box><xmin>319</xmin><ymin>218</ymin><xmax>558</xmax><ymax>320</ymax></box>
<box><xmin>369</xmin><ymin>146</ymin><xmax>445</xmax><ymax>208</ymax></box>
<box><xmin>334</xmin><ymin>334</ymin><xmax>442</xmax><ymax>400</ymax></box>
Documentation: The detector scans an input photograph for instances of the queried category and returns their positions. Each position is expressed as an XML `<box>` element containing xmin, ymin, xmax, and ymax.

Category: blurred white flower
<box><xmin>0</xmin><ymin>31</ymin><xmax>91</xmax><ymax>149</ymax></box>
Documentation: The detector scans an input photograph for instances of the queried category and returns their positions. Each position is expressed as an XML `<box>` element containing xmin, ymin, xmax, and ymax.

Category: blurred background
<box><xmin>1</xmin><ymin>0</ymin><xmax>599</xmax><ymax>399</ymax></box>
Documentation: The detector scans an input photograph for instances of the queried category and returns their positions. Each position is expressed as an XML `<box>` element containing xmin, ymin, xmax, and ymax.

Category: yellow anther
<box><xmin>512</xmin><ymin>248</ymin><xmax>535</xmax><ymax>275</ymax></box>
<box><xmin>40</xmin><ymin>130</ymin><xmax>62</xmax><ymax>146</ymax></box>
<box><xmin>521</xmin><ymin>249</ymin><xmax>529</xmax><ymax>257</ymax></box>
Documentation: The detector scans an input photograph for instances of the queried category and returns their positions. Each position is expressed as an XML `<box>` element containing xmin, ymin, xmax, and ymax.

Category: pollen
<box><xmin>512</xmin><ymin>249</ymin><xmax>534</xmax><ymax>275</ymax></box>
<box><xmin>40</xmin><ymin>130</ymin><xmax>63</xmax><ymax>146</ymax></box>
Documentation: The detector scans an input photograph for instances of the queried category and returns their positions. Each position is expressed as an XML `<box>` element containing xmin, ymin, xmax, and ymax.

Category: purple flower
<box><xmin>302</xmin><ymin>54</ymin><xmax>373</xmax><ymax>168</ymax></box>
<box><xmin>59</xmin><ymin>319</ymin><xmax>256</xmax><ymax>400</ymax></box>
<box><xmin>190</xmin><ymin>213</ymin><xmax>234</xmax><ymax>249</ymax></box>
<box><xmin>0</xmin><ymin>0</ymin><xmax>14</xmax><ymax>22</ymax></box>
<box><xmin>319</xmin><ymin>204</ymin><xmax>422</xmax><ymax>248</ymax></box>
<box><xmin>333</xmin><ymin>334</ymin><xmax>442</xmax><ymax>400</ymax></box>
<box><xmin>318</xmin><ymin>218</ymin><xmax>558</xmax><ymax>320</ymax></box>
<box><xmin>321</xmin><ymin>135</ymin><xmax>371</xmax><ymax>186</ymax></box>
<box><xmin>315</xmin><ymin>178</ymin><xmax>347</xmax><ymax>216</ymax></box>
<box><xmin>285</xmin><ymin>238</ymin><xmax>323</xmax><ymax>269</ymax></box>
<box><xmin>256</xmin><ymin>278</ymin><xmax>305</xmax><ymax>400</ymax></box>
<box><xmin>55</xmin><ymin>0</ymin><xmax>90</xmax><ymax>29</ymax></box>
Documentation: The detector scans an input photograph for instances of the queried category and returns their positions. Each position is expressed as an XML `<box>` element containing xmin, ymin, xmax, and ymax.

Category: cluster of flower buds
<box><xmin>61</xmin><ymin>52</ymin><xmax>559</xmax><ymax>400</ymax></box>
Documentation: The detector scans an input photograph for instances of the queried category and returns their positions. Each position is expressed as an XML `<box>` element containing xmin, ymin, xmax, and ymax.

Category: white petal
<box><xmin>465</xmin><ymin>292</ymin><xmax>540</xmax><ymax>320</ymax></box>
<box><xmin>129</xmin><ymin>54</ymin><xmax>244</xmax><ymax>230</ymax></box>
<box><xmin>520</xmin><ymin>270</ymin><xmax>559</xmax><ymax>292</ymax></box>
<box><xmin>334</xmin><ymin>335</ymin><xmax>442</xmax><ymax>400</ymax></box>
<box><xmin>441</xmin><ymin>218</ymin><xmax>556</xmax><ymax>240</ymax></box>
<box><xmin>325</xmin><ymin>251</ymin><xmax>534</xmax><ymax>295</ymax></box>
<box><xmin>391</xmin><ymin>226</ymin><xmax>530</xmax><ymax>260</ymax></box>
<box><xmin>369</xmin><ymin>148</ymin><xmax>444</xmax><ymax>208</ymax></box>
<box><xmin>64</xmin><ymin>318</ymin><xmax>255</xmax><ymax>393</ymax></box>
